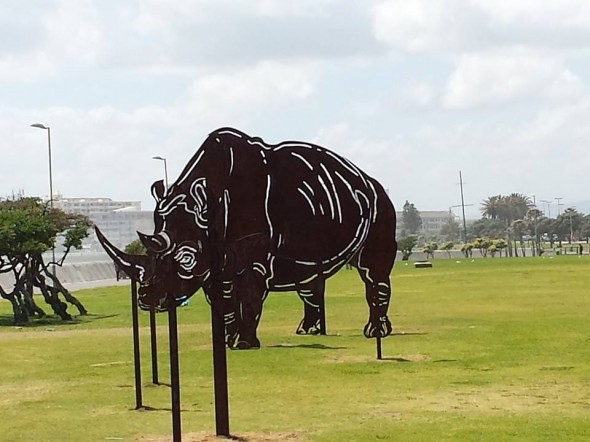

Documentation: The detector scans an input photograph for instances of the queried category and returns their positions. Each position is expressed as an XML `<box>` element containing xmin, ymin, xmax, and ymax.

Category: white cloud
<box><xmin>443</xmin><ymin>50</ymin><xmax>583</xmax><ymax>109</ymax></box>
<box><xmin>473</xmin><ymin>0</ymin><xmax>590</xmax><ymax>28</ymax></box>
<box><xmin>0</xmin><ymin>0</ymin><xmax>101</xmax><ymax>81</ymax></box>
<box><xmin>373</xmin><ymin>0</ymin><xmax>590</xmax><ymax>54</ymax></box>
<box><xmin>374</xmin><ymin>0</ymin><xmax>451</xmax><ymax>52</ymax></box>
<box><xmin>186</xmin><ymin>61</ymin><xmax>320</xmax><ymax>123</ymax></box>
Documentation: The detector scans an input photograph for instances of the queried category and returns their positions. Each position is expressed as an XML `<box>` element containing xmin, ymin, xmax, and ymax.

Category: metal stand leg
<box><xmin>168</xmin><ymin>306</ymin><xmax>182</xmax><ymax>441</ymax></box>
<box><xmin>211</xmin><ymin>305</ymin><xmax>230</xmax><ymax>436</ymax></box>
<box><xmin>376</xmin><ymin>337</ymin><xmax>382</xmax><ymax>360</ymax></box>
<box><xmin>131</xmin><ymin>280</ymin><xmax>143</xmax><ymax>409</ymax></box>
<box><xmin>150</xmin><ymin>307</ymin><xmax>159</xmax><ymax>385</ymax></box>
<box><xmin>318</xmin><ymin>293</ymin><xmax>326</xmax><ymax>336</ymax></box>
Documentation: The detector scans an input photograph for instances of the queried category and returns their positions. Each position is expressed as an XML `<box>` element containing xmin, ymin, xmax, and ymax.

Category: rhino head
<box><xmin>95</xmin><ymin>179</ymin><xmax>211</xmax><ymax>311</ymax></box>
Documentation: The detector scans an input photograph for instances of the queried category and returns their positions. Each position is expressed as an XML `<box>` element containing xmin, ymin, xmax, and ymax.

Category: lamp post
<box><xmin>540</xmin><ymin>199</ymin><xmax>552</xmax><ymax>218</ymax></box>
<box><xmin>532</xmin><ymin>194</ymin><xmax>539</xmax><ymax>256</ymax></box>
<box><xmin>449</xmin><ymin>205</ymin><xmax>462</xmax><ymax>242</ymax></box>
<box><xmin>31</xmin><ymin>123</ymin><xmax>56</xmax><ymax>276</ymax></box>
<box><xmin>152</xmin><ymin>156</ymin><xmax>168</xmax><ymax>189</ymax></box>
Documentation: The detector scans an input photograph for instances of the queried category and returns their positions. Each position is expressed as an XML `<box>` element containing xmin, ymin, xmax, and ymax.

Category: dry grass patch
<box><xmin>136</xmin><ymin>431</ymin><xmax>304</xmax><ymax>441</ymax></box>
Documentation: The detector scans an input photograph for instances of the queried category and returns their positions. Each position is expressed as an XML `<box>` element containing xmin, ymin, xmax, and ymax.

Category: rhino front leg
<box><xmin>204</xmin><ymin>280</ymin><xmax>241</xmax><ymax>348</ymax></box>
<box><xmin>220</xmin><ymin>280</ymin><xmax>241</xmax><ymax>348</ymax></box>
<box><xmin>231</xmin><ymin>270</ymin><xmax>268</xmax><ymax>350</ymax></box>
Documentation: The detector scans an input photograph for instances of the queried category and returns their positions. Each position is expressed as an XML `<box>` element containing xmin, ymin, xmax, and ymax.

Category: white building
<box><xmin>395</xmin><ymin>210</ymin><xmax>452</xmax><ymax>237</ymax></box>
<box><xmin>54</xmin><ymin>195</ymin><xmax>154</xmax><ymax>250</ymax></box>
<box><xmin>53</xmin><ymin>195</ymin><xmax>141</xmax><ymax>215</ymax></box>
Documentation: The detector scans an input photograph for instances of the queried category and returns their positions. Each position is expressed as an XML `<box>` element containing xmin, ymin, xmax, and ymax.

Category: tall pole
<box><xmin>532</xmin><ymin>194</ymin><xmax>539</xmax><ymax>256</ymax></box>
<box><xmin>31</xmin><ymin>123</ymin><xmax>56</xmax><ymax>276</ymax></box>
<box><xmin>131</xmin><ymin>280</ymin><xmax>143</xmax><ymax>409</ymax></box>
<box><xmin>168</xmin><ymin>306</ymin><xmax>182</xmax><ymax>441</ymax></box>
<box><xmin>541</xmin><ymin>199</ymin><xmax>551</xmax><ymax>218</ymax></box>
<box><xmin>459</xmin><ymin>171</ymin><xmax>468</xmax><ymax>243</ymax></box>
<box><xmin>568</xmin><ymin>209</ymin><xmax>575</xmax><ymax>243</ymax></box>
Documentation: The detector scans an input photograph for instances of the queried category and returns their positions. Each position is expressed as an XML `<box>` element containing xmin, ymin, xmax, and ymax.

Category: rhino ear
<box><xmin>95</xmin><ymin>226</ymin><xmax>150</xmax><ymax>282</ymax></box>
<box><xmin>138</xmin><ymin>231</ymin><xmax>171</xmax><ymax>254</ymax></box>
<box><xmin>151</xmin><ymin>180</ymin><xmax>166</xmax><ymax>202</ymax></box>
<box><xmin>189</xmin><ymin>177</ymin><xmax>207</xmax><ymax>228</ymax></box>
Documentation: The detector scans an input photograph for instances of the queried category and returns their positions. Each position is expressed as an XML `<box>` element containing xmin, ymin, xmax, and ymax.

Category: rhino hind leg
<box><xmin>361</xmin><ymin>278</ymin><xmax>393</xmax><ymax>338</ymax></box>
<box><xmin>356</xmin><ymin>234</ymin><xmax>397</xmax><ymax>339</ymax></box>
<box><xmin>295</xmin><ymin>278</ymin><xmax>325</xmax><ymax>335</ymax></box>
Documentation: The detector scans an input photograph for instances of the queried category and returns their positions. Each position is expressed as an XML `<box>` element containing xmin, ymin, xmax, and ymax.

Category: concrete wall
<box><xmin>0</xmin><ymin>261</ymin><xmax>118</xmax><ymax>289</ymax></box>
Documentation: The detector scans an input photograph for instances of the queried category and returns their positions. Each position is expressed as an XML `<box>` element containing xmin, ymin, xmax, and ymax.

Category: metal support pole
<box><xmin>211</xmin><ymin>302</ymin><xmax>230</xmax><ymax>437</ymax></box>
<box><xmin>168</xmin><ymin>306</ymin><xmax>182</xmax><ymax>441</ymax></box>
<box><xmin>149</xmin><ymin>307</ymin><xmax>159</xmax><ymax>385</ymax></box>
<box><xmin>376</xmin><ymin>337</ymin><xmax>382</xmax><ymax>360</ymax></box>
<box><xmin>318</xmin><ymin>291</ymin><xmax>326</xmax><ymax>336</ymax></box>
<box><xmin>459</xmin><ymin>171</ymin><xmax>468</xmax><ymax>243</ymax></box>
<box><xmin>131</xmin><ymin>280</ymin><xmax>143</xmax><ymax>409</ymax></box>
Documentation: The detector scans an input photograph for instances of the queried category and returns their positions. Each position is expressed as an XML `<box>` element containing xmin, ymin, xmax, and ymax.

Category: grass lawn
<box><xmin>0</xmin><ymin>255</ymin><xmax>589</xmax><ymax>441</ymax></box>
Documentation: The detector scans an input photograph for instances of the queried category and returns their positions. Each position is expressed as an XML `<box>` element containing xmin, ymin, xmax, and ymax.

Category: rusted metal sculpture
<box><xmin>96</xmin><ymin>127</ymin><xmax>397</xmax><ymax>437</ymax></box>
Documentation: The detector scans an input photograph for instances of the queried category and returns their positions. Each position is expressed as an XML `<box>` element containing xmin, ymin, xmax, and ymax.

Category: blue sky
<box><xmin>2</xmin><ymin>0</ymin><xmax>590</xmax><ymax>219</ymax></box>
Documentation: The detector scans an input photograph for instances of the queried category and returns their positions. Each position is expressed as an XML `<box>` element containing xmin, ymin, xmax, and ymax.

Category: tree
<box><xmin>124</xmin><ymin>239</ymin><xmax>146</xmax><ymax>255</ymax></box>
<box><xmin>421</xmin><ymin>241</ymin><xmax>438</xmax><ymax>259</ymax></box>
<box><xmin>480</xmin><ymin>193</ymin><xmax>533</xmax><ymax>257</ymax></box>
<box><xmin>581</xmin><ymin>215</ymin><xmax>590</xmax><ymax>241</ymax></box>
<box><xmin>440</xmin><ymin>216</ymin><xmax>460</xmax><ymax>242</ymax></box>
<box><xmin>472</xmin><ymin>237</ymin><xmax>492</xmax><ymax>257</ymax></box>
<box><xmin>440</xmin><ymin>241</ymin><xmax>454</xmax><ymax>258</ymax></box>
<box><xmin>490</xmin><ymin>239</ymin><xmax>508</xmax><ymax>257</ymax></box>
<box><xmin>555</xmin><ymin>208</ymin><xmax>583</xmax><ymax>243</ymax></box>
<box><xmin>468</xmin><ymin>218</ymin><xmax>506</xmax><ymax>239</ymax></box>
<box><xmin>401</xmin><ymin>200</ymin><xmax>422</xmax><ymax>236</ymax></box>
<box><xmin>525</xmin><ymin>208</ymin><xmax>543</xmax><ymax>255</ymax></box>
<box><xmin>398</xmin><ymin>236</ymin><xmax>418</xmax><ymax>261</ymax></box>
<box><xmin>0</xmin><ymin>196</ymin><xmax>91</xmax><ymax>324</ymax></box>
<box><xmin>481</xmin><ymin>195</ymin><xmax>503</xmax><ymax>220</ymax></box>
<box><xmin>460</xmin><ymin>242</ymin><xmax>473</xmax><ymax>258</ymax></box>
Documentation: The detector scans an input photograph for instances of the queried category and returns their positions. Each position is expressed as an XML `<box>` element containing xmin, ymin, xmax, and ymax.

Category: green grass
<box><xmin>1</xmin><ymin>255</ymin><xmax>589</xmax><ymax>441</ymax></box>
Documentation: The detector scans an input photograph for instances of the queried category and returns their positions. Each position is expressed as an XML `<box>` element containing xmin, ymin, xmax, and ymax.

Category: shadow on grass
<box><xmin>132</xmin><ymin>405</ymin><xmax>199</xmax><ymax>413</ymax></box>
<box><xmin>380</xmin><ymin>357</ymin><xmax>413</xmax><ymax>362</ymax></box>
<box><xmin>392</xmin><ymin>331</ymin><xmax>429</xmax><ymax>336</ymax></box>
<box><xmin>267</xmin><ymin>343</ymin><xmax>348</xmax><ymax>350</ymax></box>
<box><xmin>0</xmin><ymin>313</ymin><xmax>119</xmax><ymax>328</ymax></box>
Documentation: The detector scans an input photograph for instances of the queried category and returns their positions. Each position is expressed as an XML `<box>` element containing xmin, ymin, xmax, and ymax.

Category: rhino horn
<box><xmin>151</xmin><ymin>180</ymin><xmax>166</xmax><ymax>202</ymax></box>
<box><xmin>95</xmin><ymin>226</ymin><xmax>150</xmax><ymax>282</ymax></box>
<box><xmin>138</xmin><ymin>231</ymin><xmax>170</xmax><ymax>254</ymax></box>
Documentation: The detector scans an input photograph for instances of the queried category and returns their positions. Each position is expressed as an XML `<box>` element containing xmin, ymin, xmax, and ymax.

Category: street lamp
<box><xmin>532</xmin><ymin>194</ymin><xmax>539</xmax><ymax>256</ymax></box>
<box><xmin>540</xmin><ymin>199</ymin><xmax>552</xmax><ymax>218</ymax></box>
<box><xmin>31</xmin><ymin>123</ymin><xmax>56</xmax><ymax>276</ymax></box>
<box><xmin>152</xmin><ymin>156</ymin><xmax>169</xmax><ymax>189</ymax></box>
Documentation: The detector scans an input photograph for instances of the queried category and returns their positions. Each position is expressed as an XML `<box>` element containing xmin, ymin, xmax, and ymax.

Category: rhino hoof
<box><xmin>231</xmin><ymin>337</ymin><xmax>261</xmax><ymax>350</ymax></box>
<box><xmin>296</xmin><ymin>319</ymin><xmax>321</xmax><ymax>335</ymax></box>
<box><xmin>363</xmin><ymin>316</ymin><xmax>392</xmax><ymax>338</ymax></box>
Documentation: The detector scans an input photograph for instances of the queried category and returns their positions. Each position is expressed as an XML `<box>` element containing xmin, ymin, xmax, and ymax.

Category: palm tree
<box><xmin>506</xmin><ymin>193</ymin><xmax>533</xmax><ymax>223</ymax></box>
<box><xmin>481</xmin><ymin>193</ymin><xmax>533</xmax><ymax>257</ymax></box>
<box><xmin>481</xmin><ymin>195</ymin><xmax>503</xmax><ymax>219</ymax></box>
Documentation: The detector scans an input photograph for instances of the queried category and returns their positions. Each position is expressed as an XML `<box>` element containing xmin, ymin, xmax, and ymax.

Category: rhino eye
<box><xmin>174</xmin><ymin>246</ymin><xmax>198</xmax><ymax>272</ymax></box>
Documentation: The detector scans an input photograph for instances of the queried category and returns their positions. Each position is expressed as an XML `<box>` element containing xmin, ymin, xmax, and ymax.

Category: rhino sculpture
<box><xmin>97</xmin><ymin>127</ymin><xmax>397</xmax><ymax>349</ymax></box>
